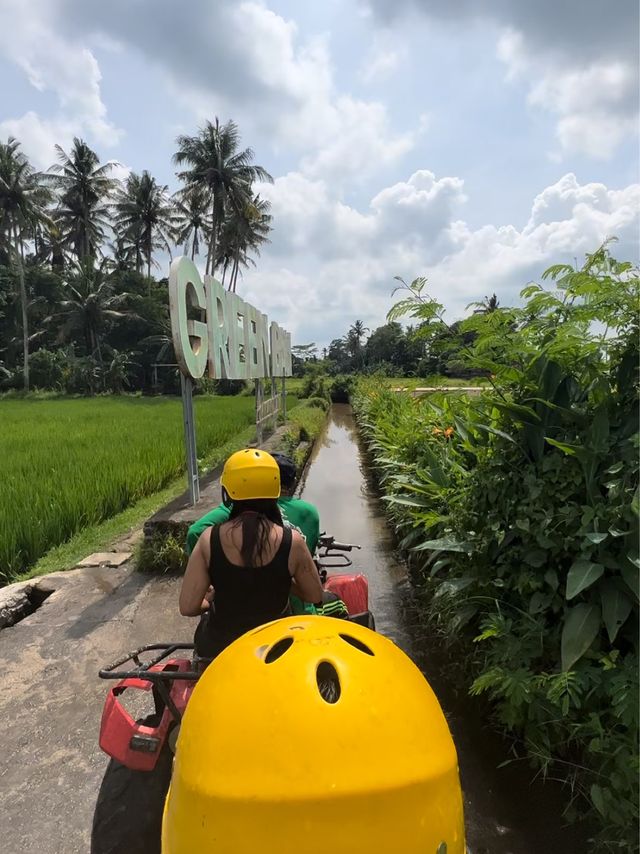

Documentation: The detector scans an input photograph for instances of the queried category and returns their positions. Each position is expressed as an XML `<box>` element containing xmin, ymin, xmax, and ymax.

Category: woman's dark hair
<box><xmin>228</xmin><ymin>499</ymin><xmax>283</xmax><ymax>566</ymax></box>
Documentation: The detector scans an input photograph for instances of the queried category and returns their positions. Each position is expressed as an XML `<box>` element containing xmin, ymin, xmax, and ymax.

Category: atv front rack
<box><xmin>99</xmin><ymin>643</ymin><xmax>205</xmax><ymax>682</ymax></box>
<box><xmin>99</xmin><ymin>643</ymin><xmax>211</xmax><ymax>723</ymax></box>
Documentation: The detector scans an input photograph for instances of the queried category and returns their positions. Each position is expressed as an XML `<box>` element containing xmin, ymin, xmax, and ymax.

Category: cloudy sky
<box><xmin>1</xmin><ymin>0</ymin><xmax>638</xmax><ymax>346</ymax></box>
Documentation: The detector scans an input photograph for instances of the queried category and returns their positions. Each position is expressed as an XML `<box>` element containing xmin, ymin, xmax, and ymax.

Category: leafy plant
<box><xmin>136</xmin><ymin>532</ymin><xmax>187</xmax><ymax>574</ymax></box>
<box><xmin>354</xmin><ymin>242</ymin><xmax>639</xmax><ymax>851</ymax></box>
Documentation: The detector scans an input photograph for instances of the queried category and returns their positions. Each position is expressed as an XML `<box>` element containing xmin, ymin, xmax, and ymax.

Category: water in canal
<box><xmin>300</xmin><ymin>404</ymin><xmax>587</xmax><ymax>854</ymax></box>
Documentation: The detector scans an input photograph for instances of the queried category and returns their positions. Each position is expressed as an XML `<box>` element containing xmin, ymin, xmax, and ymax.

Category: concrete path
<box><xmin>0</xmin><ymin>564</ymin><xmax>192</xmax><ymax>854</ymax></box>
<box><xmin>0</xmin><ymin>426</ymin><xmax>294</xmax><ymax>854</ymax></box>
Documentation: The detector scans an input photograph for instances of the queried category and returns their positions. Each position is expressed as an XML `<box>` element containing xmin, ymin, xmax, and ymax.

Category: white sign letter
<box><xmin>169</xmin><ymin>258</ymin><xmax>208</xmax><ymax>378</ymax></box>
<box><xmin>204</xmin><ymin>276</ymin><xmax>232</xmax><ymax>379</ymax></box>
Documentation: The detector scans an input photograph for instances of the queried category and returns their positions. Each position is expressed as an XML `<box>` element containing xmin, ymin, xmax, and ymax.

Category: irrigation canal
<box><xmin>301</xmin><ymin>404</ymin><xmax>587</xmax><ymax>854</ymax></box>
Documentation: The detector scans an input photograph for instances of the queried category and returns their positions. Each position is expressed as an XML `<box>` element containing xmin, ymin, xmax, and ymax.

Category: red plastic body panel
<box><xmin>98</xmin><ymin>659</ymin><xmax>195</xmax><ymax>771</ymax></box>
<box><xmin>324</xmin><ymin>573</ymin><xmax>369</xmax><ymax>615</ymax></box>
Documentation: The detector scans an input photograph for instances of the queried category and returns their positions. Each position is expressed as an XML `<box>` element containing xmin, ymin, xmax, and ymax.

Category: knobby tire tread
<box><xmin>90</xmin><ymin>716</ymin><xmax>173</xmax><ymax>854</ymax></box>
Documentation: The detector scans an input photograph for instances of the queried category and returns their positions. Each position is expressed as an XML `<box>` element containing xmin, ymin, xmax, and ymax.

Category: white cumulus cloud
<box><xmin>498</xmin><ymin>29</ymin><xmax>638</xmax><ymax>160</ymax></box>
<box><xmin>0</xmin><ymin>0</ymin><xmax>122</xmax><ymax>167</ymax></box>
<box><xmin>249</xmin><ymin>170</ymin><xmax>639</xmax><ymax>345</ymax></box>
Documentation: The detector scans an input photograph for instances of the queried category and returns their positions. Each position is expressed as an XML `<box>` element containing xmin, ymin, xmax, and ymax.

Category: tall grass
<box><xmin>0</xmin><ymin>395</ymin><xmax>256</xmax><ymax>582</ymax></box>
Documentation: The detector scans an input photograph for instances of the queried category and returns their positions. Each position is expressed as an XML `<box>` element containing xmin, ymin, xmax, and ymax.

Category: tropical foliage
<box><xmin>0</xmin><ymin>119</ymin><xmax>272</xmax><ymax>393</ymax></box>
<box><xmin>354</xmin><ymin>242</ymin><xmax>639</xmax><ymax>851</ymax></box>
<box><xmin>292</xmin><ymin>313</ymin><xmax>487</xmax><ymax>379</ymax></box>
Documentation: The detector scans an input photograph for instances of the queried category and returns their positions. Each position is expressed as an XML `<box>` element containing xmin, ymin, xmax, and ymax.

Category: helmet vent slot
<box><xmin>316</xmin><ymin>662</ymin><xmax>341</xmax><ymax>704</ymax></box>
<box><xmin>264</xmin><ymin>636</ymin><xmax>294</xmax><ymax>663</ymax></box>
<box><xmin>339</xmin><ymin>634</ymin><xmax>374</xmax><ymax>656</ymax></box>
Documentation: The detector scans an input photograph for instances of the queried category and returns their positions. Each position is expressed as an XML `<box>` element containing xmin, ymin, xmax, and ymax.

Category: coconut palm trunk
<box><xmin>13</xmin><ymin>224</ymin><xmax>29</xmax><ymax>391</ymax></box>
<box><xmin>231</xmin><ymin>251</ymin><xmax>241</xmax><ymax>293</ymax></box>
<box><xmin>207</xmin><ymin>200</ymin><xmax>219</xmax><ymax>275</ymax></box>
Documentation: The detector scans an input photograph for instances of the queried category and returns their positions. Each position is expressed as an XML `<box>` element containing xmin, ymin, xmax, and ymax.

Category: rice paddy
<box><xmin>0</xmin><ymin>395</ymin><xmax>257</xmax><ymax>582</ymax></box>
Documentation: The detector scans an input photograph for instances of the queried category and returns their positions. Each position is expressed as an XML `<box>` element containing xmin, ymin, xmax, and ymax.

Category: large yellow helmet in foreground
<box><xmin>162</xmin><ymin>616</ymin><xmax>465</xmax><ymax>854</ymax></box>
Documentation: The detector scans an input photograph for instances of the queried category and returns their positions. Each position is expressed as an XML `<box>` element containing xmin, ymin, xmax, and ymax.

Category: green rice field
<box><xmin>0</xmin><ymin>395</ymin><xmax>257</xmax><ymax>583</ymax></box>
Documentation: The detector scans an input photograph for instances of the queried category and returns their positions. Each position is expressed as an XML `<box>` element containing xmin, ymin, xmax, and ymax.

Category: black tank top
<box><xmin>197</xmin><ymin>522</ymin><xmax>292</xmax><ymax>657</ymax></box>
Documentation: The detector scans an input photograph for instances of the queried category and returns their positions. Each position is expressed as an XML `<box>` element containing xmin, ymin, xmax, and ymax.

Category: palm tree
<box><xmin>0</xmin><ymin>138</ymin><xmax>51</xmax><ymax>390</ymax></box>
<box><xmin>42</xmin><ymin>138</ymin><xmax>116</xmax><ymax>261</ymax></box>
<box><xmin>173</xmin><ymin>118</ymin><xmax>273</xmax><ymax>275</ymax></box>
<box><xmin>468</xmin><ymin>293</ymin><xmax>500</xmax><ymax>314</ymax></box>
<box><xmin>33</xmin><ymin>219</ymin><xmax>66</xmax><ymax>271</ymax></box>
<box><xmin>113</xmin><ymin>171</ymin><xmax>175</xmax><ymax>280</ymax></box>
<box><xmin>345</xmin><ymin>320</ymin><xmax>369</xmax><ymax>368</ymax></box>
<box><xmin>46</xmin><ymin>259</ymin><xmax>134</xmax><ymax>363</ymax></box>
<box><xmin>220</xmin><ymin>194</ymin><xmax>272</xmax><ymax>292</ymax></box>
<box><xmin>350</xmin><ymin>320</ymin><xmax>369</xmax><ymax>348</ymax></box>
<box><xmin>106</xmin><ymin>236</ymin><xmax>139</xmax><ymax>273</ymax></box>
<box><xmin>172</xmin><ymin>187</ymin><xmax>210</xmax><ymax>261</ymax></box>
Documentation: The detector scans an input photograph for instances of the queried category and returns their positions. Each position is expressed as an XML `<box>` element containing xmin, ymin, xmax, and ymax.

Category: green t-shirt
<box><xmin>185</xmin><ymin>496</ymin><xmax>320</xmax><ymax>556</ymax></box>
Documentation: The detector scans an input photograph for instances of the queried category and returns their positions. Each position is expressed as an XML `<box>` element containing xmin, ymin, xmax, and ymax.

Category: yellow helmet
<box><xmin>220</xmin><ymin>448</ymin><xmax>280</xmax><ymax>501</ymax></box>
<box><xmin>162</xmin><ymin>617</ymin><xmax>465</xmax><ymax>854</ymax></box>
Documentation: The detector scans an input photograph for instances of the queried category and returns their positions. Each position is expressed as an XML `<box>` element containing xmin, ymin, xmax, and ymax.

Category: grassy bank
<box><xmin>0</xmin><ymin>395</ymin><xmax>258</xmax><ymax>583</ymax></box>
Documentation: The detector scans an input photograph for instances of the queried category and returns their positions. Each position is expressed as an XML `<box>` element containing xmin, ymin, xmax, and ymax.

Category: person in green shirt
<box><xmin>186</xmin><ymin>453</ymin><xmax>320</xmax><ymax>556</ymax></box>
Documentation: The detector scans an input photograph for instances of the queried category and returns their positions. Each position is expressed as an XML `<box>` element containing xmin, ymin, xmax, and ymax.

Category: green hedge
<box><xmin>354</xmin><ymin>243</ymin><xmax>639</xmax><ymax>851</ymax></box>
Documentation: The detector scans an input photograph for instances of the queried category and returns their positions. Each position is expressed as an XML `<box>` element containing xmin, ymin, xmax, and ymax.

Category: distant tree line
<box><xmin>292</xmin><ymin>297</ymin><xmax>500</xmax><ymax>381</ymax></box>
<box><xmin>0</xmin><ymin>118</ymin><xmax>272</xmax><ymax>394</ymax></box>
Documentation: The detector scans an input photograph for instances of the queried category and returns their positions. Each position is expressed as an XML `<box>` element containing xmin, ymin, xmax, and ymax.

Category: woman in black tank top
<box><xmin>197</xmin><ymin>509</ymin><xmax>293</xmax><ymax>657</ymax></box>
<box><xmin>179</xmin><ymin>482</ymin><xmax>324</xmax><ymax>660</ymax></box>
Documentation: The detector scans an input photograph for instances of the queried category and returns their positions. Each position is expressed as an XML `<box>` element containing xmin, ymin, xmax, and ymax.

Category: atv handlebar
<box><xmin>316</xmin><ymin>534</ymin><xmax>362</xmax><ymax>572</ymax></box>
<box><xmin>317</xmin><ymin>534</ymin><xmax>362</xmax><ymax>553</ymax></box>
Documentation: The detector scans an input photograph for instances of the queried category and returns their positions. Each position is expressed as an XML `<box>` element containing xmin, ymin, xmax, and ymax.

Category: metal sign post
<box><xmin>281</xmin><ymin>368</ymin><xmax>286</xmax><ymax>423</ymax></box>
<box><xmin>255</xmin><ymin>379</ymin><xmax>263</xmax><ymax>446</ymax></box>
<box><xmin>180</xmin><ymin>374</ymin><xmax>200</xmax><ymax>505</ymax></box>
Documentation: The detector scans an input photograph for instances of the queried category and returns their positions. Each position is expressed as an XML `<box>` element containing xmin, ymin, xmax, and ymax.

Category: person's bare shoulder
<box><xmin>290</xmin><ymin>529</ymin><xmax>308</xmax><ymax>550</ymax></box>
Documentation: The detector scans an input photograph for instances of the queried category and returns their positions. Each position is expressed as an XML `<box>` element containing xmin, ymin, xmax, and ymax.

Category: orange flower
<box><xmin>432</xmin><ymin>427</ymin><xmax>443</xmax><ymax>436</ymax></box>
<box><xmin>444</xmin><ymin>426</ymin><xmax>454</xmax><ymax>439</ymax></box>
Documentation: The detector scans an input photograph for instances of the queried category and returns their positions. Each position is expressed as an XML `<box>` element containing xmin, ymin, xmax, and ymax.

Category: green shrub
<box><xmin>306</xmin><ymin>396</ymin><xmax>330</xmax><ymax>412</ymax></box>
<box><xmin>329</xmin><ymin>374</ymin><xmax>354</xmax><ymax>402</ymax></box>
<box><xmin>281</xmin><ymin>402</ymin><xmax>327</xmax><ymax>458</ymax></box>
<box><xmin>136</xmin><ymin>532</ymin><xmax>186</xmax><ymax>574</ymax></box>
<box><xmin>29</xmin><ymin>349</ymin><xmax>65</xmax><ymax>390</ymax></box>
<box><xmin>354</xmin><ymin>242</ymin><xmax>639</xmax><ymax>851</ymax></box>
<box><xmin>212</xmin><ymin>378</ymin><xmax>246</xmax><ymax>395</ymax></box>
<box><xmin>300</xmin><ymin>373</ymin><xmax>331</xmax><ymax>401</ymax></box>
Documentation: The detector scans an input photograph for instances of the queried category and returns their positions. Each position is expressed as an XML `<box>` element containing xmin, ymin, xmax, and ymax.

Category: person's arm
<box><xmin>289</xmin><ymin>531</ymin><xmax>323</xmax><ymax>604</ymax></box>
<box><xmin>179</xmin><ymin>530</ymin><xmax>213</xmax><ymax>616</ymax></box>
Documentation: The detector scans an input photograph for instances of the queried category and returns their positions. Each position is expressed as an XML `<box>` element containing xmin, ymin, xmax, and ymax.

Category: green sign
<box><xmin>169</xmin><ymin>257</ymin><xmax>292</xmax><ymax>380</ymax></box>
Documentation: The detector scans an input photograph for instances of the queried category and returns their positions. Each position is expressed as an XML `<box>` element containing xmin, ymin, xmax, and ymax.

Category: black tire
<box><xmin>91</xmin><ymin>718</ymin><xmax>173</xmax><ymax>854</ymax></box>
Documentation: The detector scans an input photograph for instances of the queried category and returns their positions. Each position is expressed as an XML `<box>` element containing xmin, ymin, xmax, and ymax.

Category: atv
<box><xmin>91</xmin><ymin>536</ymin><xmax>373</xmax><ymax>854</ymax></box>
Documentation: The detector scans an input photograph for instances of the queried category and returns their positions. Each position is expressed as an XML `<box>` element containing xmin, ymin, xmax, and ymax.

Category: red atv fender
<box><xmin>99</xmin><ymin>659</ymin><xmax>195</xmax><ymax>771</ymax></box>
<box><xmin>324</xmin><ymin>572</ymin><xmax>369</xmax><ymax>615</ymax></box>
